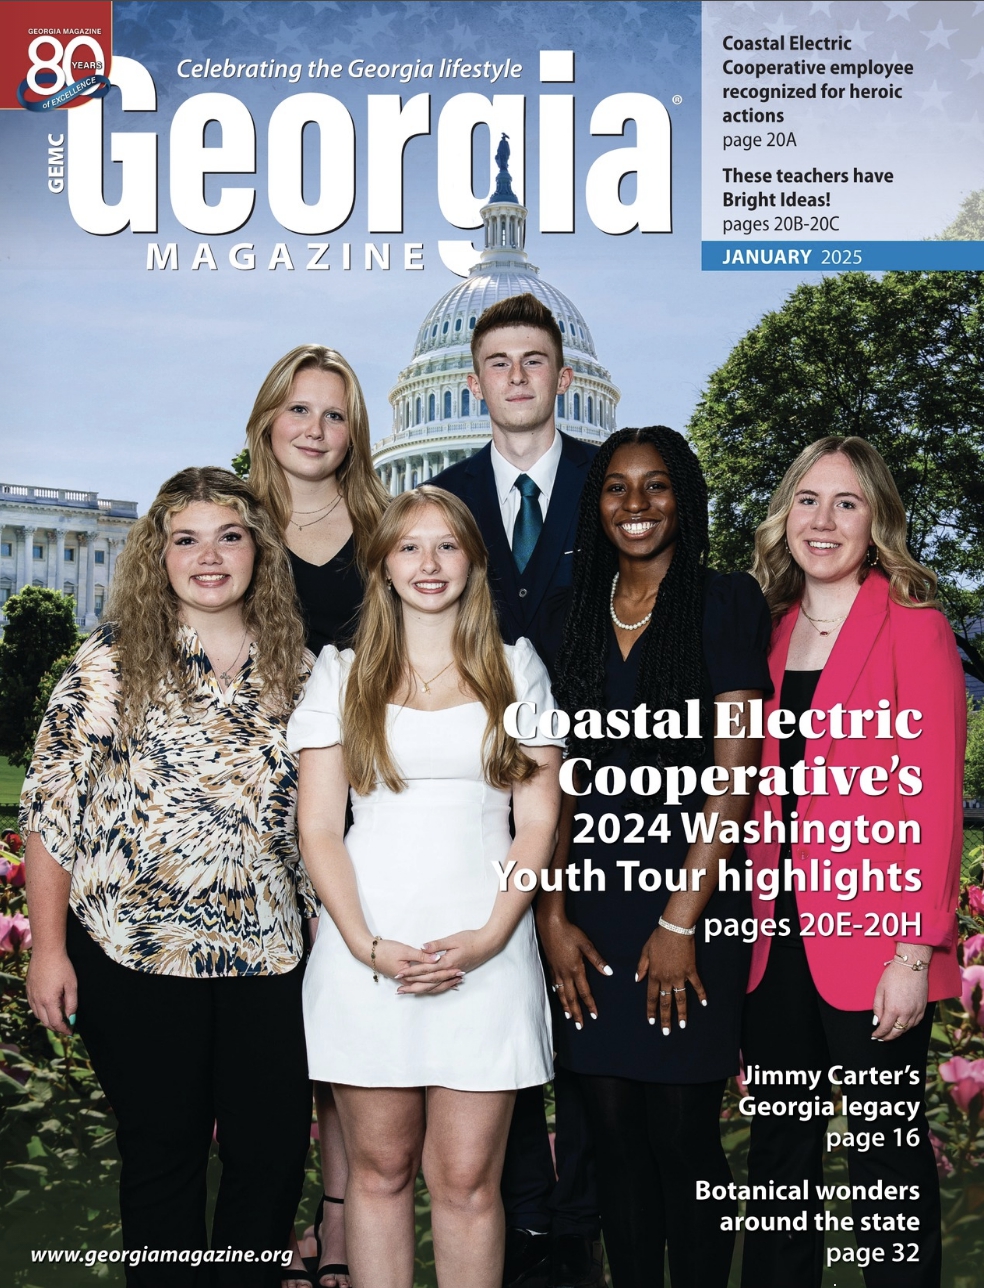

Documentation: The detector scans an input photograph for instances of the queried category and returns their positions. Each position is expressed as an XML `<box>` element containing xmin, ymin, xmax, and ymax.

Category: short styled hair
<box><xmin>470</xmin><ymin>293</ymin><xmax>565</xmax><ymax>370</ymax></box>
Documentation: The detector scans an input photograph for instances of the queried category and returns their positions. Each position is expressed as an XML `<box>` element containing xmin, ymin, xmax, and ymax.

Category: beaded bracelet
<box><xmin>370</xmin><ymin>935</ymin><xmax>382</xmax><ymax>983</ymax></box>
<box><xmin>658</xmin><ymin>916</ymin><xmax>696</xmax><ymax>937</ymax></box>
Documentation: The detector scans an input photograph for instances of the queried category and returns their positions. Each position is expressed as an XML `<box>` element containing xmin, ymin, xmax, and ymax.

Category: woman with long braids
<box><xmin>244</xmin><ymin>345</ymin><xmax>389</xmax><ymax>1288</ymax></box>
<box><xmin>536</xmin><ymin>427</ymin><xmax>772</xmax><ymax>1288</ymax></box>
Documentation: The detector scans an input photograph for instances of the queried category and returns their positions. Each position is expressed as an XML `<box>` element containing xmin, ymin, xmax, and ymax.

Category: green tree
<box><xmin>967</xmin><ymin>699</ymin><xmax>984</xmax><ymax>803</ymax></box>
<box><xmin>687</xmin><ymin>271</ymin><xmax>984</xmax><ymax>682</ymax></box>
<box><xmin>937</xmin><ymin>188</ymin><xmax>984</xmax><ymax>241</ymax></box>
<box><xmin>0</xmin><ymin>588</ymin><xmax>80</xmax><ymax>767</ymax></box>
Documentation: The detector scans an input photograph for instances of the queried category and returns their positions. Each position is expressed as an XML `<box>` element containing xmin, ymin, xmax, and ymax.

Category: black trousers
<box><xmin>67</xmin><ymin>914</ymin><xmax>312</xmax><ymax>1288</ymax></box>
<box><xmin>501</xmin><ymin>1065</ymin><xmax>600</xmax><ymax>1237</ymax></box>
<box><xmin>741</xmin><ymin>940</ymin><xmax>941</xmax><ymax>1288</ymax></box>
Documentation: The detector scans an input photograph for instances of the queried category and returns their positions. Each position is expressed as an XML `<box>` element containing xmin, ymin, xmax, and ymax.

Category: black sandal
<box><xmin>314</xmin><ymin>1194</ymin><xmax>350</xmax><ymax>1288</ymax></box>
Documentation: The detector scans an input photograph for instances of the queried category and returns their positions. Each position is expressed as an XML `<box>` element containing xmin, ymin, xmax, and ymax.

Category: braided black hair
<box><xmin>555</xmin><ymin>427</ymin><xmax>710</xmax><ymax>784</ymax></box>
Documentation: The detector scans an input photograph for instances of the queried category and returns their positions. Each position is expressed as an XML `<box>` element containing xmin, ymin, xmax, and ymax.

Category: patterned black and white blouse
<box><xmin>20</xmin><ymin>624</ymin><xmax>318</xmax><ymax>978</ymax></box>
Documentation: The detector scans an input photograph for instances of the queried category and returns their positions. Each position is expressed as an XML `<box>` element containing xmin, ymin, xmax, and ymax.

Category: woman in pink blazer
<box><xmin>739</xmin><ymin>437</ymin><xmax>965</xmax><ymax>1288</ymax></box>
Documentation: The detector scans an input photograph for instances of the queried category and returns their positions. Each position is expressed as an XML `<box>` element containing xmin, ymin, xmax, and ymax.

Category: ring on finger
<box><xmin>659</xmin><ymin>990</ymin><xmax>670</xmax><ymax>996</ymax></box>
<box><xmin>893</xmin><ymin>1020</ymin><xmax>909</xmax><ymax>1031</ymax></box>
<box><xmin>672</xmin><ymin>986</ymin><xmax>685</xmax><ymax>993</ymax></box>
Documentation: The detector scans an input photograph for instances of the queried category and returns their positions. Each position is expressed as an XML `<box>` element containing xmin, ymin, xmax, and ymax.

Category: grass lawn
<box><xmin>0</xmin><ymin>756</ymin><xmax>25</xmax><ymax>807</ymax></box>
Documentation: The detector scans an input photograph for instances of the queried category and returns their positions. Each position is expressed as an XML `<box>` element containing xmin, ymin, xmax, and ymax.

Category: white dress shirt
<box><xmin>489</xmin><ymin>432</ymin><xmax>563</xmax><ymax>548</ymax></box>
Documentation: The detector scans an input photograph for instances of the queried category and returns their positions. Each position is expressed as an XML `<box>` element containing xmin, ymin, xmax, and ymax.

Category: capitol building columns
<box><xmin>372</xmin><ymin>138</ymin><xmax>619</xmax><ymax>492</ymax></box>
<box><xmin>0</xmin><ymin>484</ymin><xmax>137</xmax><ymax>631</ymax></box>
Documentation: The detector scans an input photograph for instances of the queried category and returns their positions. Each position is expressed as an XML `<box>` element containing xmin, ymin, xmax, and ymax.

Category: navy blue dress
<box><xmin>556</xmin><ymin>571</ymin><xmax>772</xmax><ymax>1083</ymax></box>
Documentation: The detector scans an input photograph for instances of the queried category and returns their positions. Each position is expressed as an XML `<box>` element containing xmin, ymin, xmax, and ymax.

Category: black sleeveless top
<box><xmin>289</xmin><ymin>536</ymin><xmax>363</xmax><ymax>655</ymax></box>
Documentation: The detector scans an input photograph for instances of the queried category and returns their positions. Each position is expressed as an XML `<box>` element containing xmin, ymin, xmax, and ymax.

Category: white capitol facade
<box><xmin>0</xmin><ymin>485</ymin><xmax>138</xmax><ymax>628</ymax></box>
<box><xmin>373</xmin><ymin>157</ymin><xmax>619</xmax><ymax>492</ymax></box>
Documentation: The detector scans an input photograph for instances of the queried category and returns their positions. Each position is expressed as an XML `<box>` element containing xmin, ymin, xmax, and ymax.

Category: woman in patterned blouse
<box><xmin>22</xmin><ymin>467</ymin><xmax>314</xmax><ymax>1288</ymax></box>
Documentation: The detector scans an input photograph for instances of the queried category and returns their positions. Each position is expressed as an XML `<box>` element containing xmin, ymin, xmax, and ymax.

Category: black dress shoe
<box><xmin>550</xmin><ymin>1234</ymin><xmax>606</xmax><ymax>1288</ymax></box>
<box><xmin>503</xmin><ymin>1227</ymin><xmax>551</xmax><ymax>1288</ymax></box>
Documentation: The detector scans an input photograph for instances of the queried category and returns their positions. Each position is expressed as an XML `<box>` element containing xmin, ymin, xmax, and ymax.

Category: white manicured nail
<box><xmin>603</xmin><ymin>965</ymin><xmax>614</xmax><ymax>976</ymax></box>
<box><xmin>662</xmin><ymin>1027</ymin><xmax>670</xmax><ymax>1036</ymax></box>
<box><xmin>679</xmin><ymin>1021</ymin><xmax>687</xmax><ymax>1029</ymax></box>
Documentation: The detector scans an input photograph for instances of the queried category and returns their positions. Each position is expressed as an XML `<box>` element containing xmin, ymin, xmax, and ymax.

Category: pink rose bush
<box><xmin>967</xmin><ymin>886</ymin><xmax>984</xmax><ymax>917</ymax></box>
<box><xmin>0</xmin><ymin>853</ymin><xmax>25</xmax><ymax>888</ymax></box>
<box><xmin>962</xmin><ymin>933</ymin><xmax>984</xmax><ymax>966</ymax></box>
<box><xmin>928</xmin><ymin>1131</ymin><xmax>954</xmax><ymax>1178</ymax></box>
<box><xmin>960</xmin><ymin>965</ymin><xmax>984</xmax><ymax>1031</ymax></box>
<box><xmin>938</xmin><ymin>1056</ymin><xmax>984</xmax><ymax>1113</ymax></box>
<box><xmin>0</xmin><ymin>912</ymin><xmax>31</xmax><ymax>954</ymax></box>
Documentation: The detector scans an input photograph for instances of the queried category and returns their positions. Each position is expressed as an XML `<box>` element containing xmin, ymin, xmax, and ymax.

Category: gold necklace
<box><xmin>801</xmin><ymin>608</ymin><xmax>846</xmax><ymax>638</ymax></box>
<box><xmin>289</xmin><ymin>492</ymin><xmax>342</xmax><ymax>530</ymax></box>
<box><xmin>410</xmin><ymin>660</ymin><xmax>455</xmax><ymax>694</ymax></box>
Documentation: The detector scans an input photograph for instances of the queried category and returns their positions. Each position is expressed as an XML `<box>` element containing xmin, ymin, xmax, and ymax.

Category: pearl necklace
<box><xmin>609</xmin><ymin>573</ymin><xmax>655</xmax><ymax>632</ymax></box>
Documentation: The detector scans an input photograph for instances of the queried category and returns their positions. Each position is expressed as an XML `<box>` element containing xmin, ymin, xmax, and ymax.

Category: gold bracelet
<box><xmin>370</xmin><ymin>935</ymin><xmax>382</xmax><ymax>983</ymax></box>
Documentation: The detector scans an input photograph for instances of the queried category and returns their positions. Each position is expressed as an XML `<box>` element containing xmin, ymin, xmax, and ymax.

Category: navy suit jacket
<box><xmin>430</xmin><ymin>432</ymin><xmax>597</xmax><ymax>677</ymax></box>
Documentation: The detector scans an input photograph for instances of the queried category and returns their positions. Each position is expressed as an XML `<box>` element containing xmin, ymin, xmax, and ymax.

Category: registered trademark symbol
<box><xmin>672</xmin><ymin>95</ymin><xmax>683</xmax><ymax>105</ymax></box>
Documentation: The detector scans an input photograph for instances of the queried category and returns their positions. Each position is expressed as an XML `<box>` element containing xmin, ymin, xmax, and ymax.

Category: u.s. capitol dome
<box><xmin>373</xmin><ymin>149</ymin><xmax>619</xmax><ymax>493</ymax></box>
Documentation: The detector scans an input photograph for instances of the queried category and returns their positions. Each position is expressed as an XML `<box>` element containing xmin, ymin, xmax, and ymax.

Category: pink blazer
<box><xmin>746</xmin><ymin>572</ymin><xmax>966</xmax><ymax>1010</ymax></box>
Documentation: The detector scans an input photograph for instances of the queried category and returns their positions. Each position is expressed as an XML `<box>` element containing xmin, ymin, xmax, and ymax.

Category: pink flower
<box><xmin>962</xmin><ymin>933</ymin><xmax>984</xmax><ymax>966</ymax></box>
<box><xmin>0</xmin><ymin>913</ymin><xmax>31</xmax><ymax>954</ymax></box>
<box><xmin>928</xmin><ymin>1131</ymin><xmax>954</xmax><ymax>1178</ymax></box>
<box><xmin>939</xmin><ymin>1056</ymin><xmax>984</xmax><ymax>1113</ymax></box>
<box><xmin>960</xmin><ymin>965</ymin><xmax>984</xmax><ymax>1029</ymax></box>
<box><xmin>967</xmin><ymin>886</ymin><xmax>984</xmax><ymax>917</ymax></box>
<box><xmin>0</xmin><ymin>831</ymin><xmax>23</xmax><ymax>855</ymax></box>
<box><xmin>0</xmin><ymin>857</ymin><xmax>26</xmax><ymax>889</ymax></box>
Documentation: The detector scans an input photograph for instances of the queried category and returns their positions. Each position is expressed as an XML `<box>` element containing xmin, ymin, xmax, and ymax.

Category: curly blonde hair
<box><xmin>343</xmin><ymin>487</ymin><xmax>539</xmax><ymax>794</ymax></box>
<box><xmin>751</xmin><ymin>436</ymin><xmax>937</xmax><ymax>618</ymax></box>
<box><xmin>107</xmin><ymin>467</ymin><xmax>306</xmax><ymax>727</ymax></box>
<box><xmin>244</xmin><ymin>345</ymin><xmax>389</xmax><ymax>569</ymax></box>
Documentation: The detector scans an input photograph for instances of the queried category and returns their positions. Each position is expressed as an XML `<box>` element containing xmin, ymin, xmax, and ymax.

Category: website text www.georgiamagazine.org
<box><xmin>31</xmin><ymin>1247</ymin><xmax>294</xmax><ymax>1269</ymax></box>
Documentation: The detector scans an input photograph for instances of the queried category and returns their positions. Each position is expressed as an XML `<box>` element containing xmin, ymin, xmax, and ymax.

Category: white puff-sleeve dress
<box><xmin>287</xmin><ymin>638</ymin><xmax>562</xmax><ymax>1091</ymax></box>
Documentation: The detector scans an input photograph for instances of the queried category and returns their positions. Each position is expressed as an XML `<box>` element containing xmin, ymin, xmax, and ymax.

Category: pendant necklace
<box><xmin>801</xmin><ymin>608</ymin><xmax>846</xmax><ymax>638</ymax></box>
<box><xmin>411</xmin><ymin>660</ymin><xmax>454</xmax><ymax>693</ymax></box>
<box><xmin>609</xmin><ymin>572</ymin><xmax>656</xmax><ymax>632</ymax></box>
<box><xmin>290</xmin><ymin>492</ymin><xmax>342</xmax><ymax>530</ymax></box>
<box><xmin>215</xmin><ymin>629</ymin><xmax>249</xmax><ymax>686</ymax></box>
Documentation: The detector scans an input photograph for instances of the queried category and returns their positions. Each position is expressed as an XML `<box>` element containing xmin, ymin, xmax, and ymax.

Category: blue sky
<box><xmin>1</xmin><ymin>1</ymin><xmax>980</xmax><ymax>511</ymax></box>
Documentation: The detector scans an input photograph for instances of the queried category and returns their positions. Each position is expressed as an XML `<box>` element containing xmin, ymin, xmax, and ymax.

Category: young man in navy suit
<box><xmin>431</xmin><ymin>294</ymin><xmax>604</xmax><ymax>1288</ymax></box>
<box><xmin>431</xmin><ymin>293</ymin><xmax>595</xmax><ymax>680</ymax></box>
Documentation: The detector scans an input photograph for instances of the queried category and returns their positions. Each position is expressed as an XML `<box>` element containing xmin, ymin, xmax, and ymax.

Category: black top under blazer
<box><xmin>430</xmin><ymin>432</ymin><xmax>597</xmax><ymax>677</ymax></box>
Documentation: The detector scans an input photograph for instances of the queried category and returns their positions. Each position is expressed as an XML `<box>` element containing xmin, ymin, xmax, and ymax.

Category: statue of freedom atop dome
<box><xmin>491</xmin><ymin>132</ymin><xmax>519</xmax><ymax>203</ymax></box>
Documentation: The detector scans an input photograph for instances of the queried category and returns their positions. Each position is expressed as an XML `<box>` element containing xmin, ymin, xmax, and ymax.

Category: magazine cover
<box><xmin>1</xmin><ymin>2</ymin><xmax>982</xmax><ymax>1286</ymax></box>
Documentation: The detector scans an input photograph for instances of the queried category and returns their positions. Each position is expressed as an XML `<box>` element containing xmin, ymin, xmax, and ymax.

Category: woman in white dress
<box><xmin>287</xmin><ymin>485</ymin><xmax>562</xmax><ymax>1288</ymax></box>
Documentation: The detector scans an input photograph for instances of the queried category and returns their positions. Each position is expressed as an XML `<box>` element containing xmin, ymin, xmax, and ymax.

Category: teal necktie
<box><xmin>512</xmin><ymin>474</ymin><xmax>542</xmax><ymax>573</ymax></box>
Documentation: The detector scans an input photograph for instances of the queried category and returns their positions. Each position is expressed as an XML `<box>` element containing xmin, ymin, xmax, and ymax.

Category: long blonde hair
<box><xmin>244</xmin><ymin>345</ymin><xmax>389</xmax><ymax>569</ymax></box>
<box><xmin>107</xmin><ymin>467</ymin><xmax>306</xmax><ymax>728</ymax></box>
<box><xmin>343</xmin><ymin>487</ymin><xmax>538</xmax><ymax>794</ymax></box>
<box><xmin>751</xmin><ymin>436</ymin><xmax>937</xmax><ymax>618</ymax></box>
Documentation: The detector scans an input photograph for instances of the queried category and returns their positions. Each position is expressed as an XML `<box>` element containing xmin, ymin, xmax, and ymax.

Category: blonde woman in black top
<box><xmin>244</xmin><ymin>346</ymin><xmax>388</xmax><ymax>1288</ymax></box>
